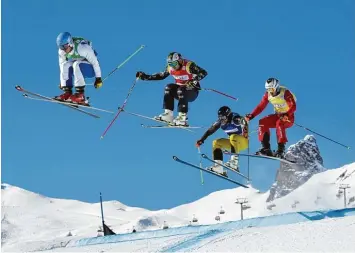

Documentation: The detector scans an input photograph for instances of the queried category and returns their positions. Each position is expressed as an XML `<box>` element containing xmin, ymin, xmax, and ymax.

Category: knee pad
<box><xmin>164</xmin><ymin>84</ymin><xmax>174</xmax><ymax>95</ymax></box>
<box><xmin>177</xmin><ymin>89</ymin><xmax>184</xmax><ymax>99</ymax></box>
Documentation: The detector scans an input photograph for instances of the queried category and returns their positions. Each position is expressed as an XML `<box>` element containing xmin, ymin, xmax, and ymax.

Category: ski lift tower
<box><xmin>339</xmin><ymin>184</ymin><xmax>351</xmax><ymax>208</ymax></box>
<box><xmin>235</xmin><ymin>198</ymin><xmax>248</xmax><ymax>220</ymax></box>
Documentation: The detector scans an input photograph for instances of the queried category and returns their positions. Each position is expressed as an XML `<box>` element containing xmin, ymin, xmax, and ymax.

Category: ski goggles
<box><xmin>59</xmin><ymin>43</ymin><xmax>71</xmax><ymax>50</ymax></box>
<box><xmin>168</xmin><ymin>60</ymin><xmax>179</xmax><ymax>68</ymax></box>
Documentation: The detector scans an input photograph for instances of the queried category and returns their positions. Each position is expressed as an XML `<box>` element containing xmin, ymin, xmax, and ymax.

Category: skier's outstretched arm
<box><xmin>187</xmin><ymin>62</ymin><xmax>208</xmax><ymax>81</ymax></box>
<box><xmin>196</xmin><ymin>121</ymin><xmax>221</xmax><ymax>146</ymax></box>
<box><xmin>136</xmin><ymin>67</ymin><xmax>170</xmax><ymax>81</ymax></box>
<box><xmin>246</xmin><ymin>92</ymin><xmax>269</xmax><ymax>120</ymax></box>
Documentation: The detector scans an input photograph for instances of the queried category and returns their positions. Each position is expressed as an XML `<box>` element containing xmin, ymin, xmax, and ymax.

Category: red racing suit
<box><xmin>249</xmin><ymin>87</ymin><xmax>296</xmax><ymax>144</ymax></box>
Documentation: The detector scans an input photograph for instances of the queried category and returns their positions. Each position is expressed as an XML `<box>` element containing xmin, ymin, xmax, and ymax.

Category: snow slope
<box><xmin>42</xmin><ymin>215</ymin><xmax>355</xmax><ymax>252</ymax></box>
<box><xmin>2</xmin><ymin>162</ymin><xmax>355</xmax><ymax>252</ymax></box>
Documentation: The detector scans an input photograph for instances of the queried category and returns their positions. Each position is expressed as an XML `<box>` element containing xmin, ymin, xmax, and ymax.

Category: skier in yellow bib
<box><xmin>196</xmin><ymin>106</ymin><xmax>248</xmax><ymax>176</ymax></box>
<box><xmin>245</xmin><ymin>78</ymin><xmax>297</xmax><ymax>158</ymax></box>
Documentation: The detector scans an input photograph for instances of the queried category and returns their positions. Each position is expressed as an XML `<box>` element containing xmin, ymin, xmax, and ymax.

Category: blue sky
<box><xmin>2</xmin><ymin>0</ymin><xmax>355</xmax><ymax>210</ymax></box>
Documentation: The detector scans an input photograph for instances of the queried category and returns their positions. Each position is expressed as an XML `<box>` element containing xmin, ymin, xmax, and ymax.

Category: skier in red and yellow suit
<box><xmin>245</xmin><ymin>78</ymin><xmax>296</xmax><ymax>158</ymax></box>
<box><xmin>136</xmin><ymin>52</ymin><xmax>208</xmax><ymax>127</ymax></box>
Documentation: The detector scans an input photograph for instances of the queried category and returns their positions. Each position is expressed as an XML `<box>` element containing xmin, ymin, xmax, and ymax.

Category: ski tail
<box><xmin>173</xmin><ymin>156</ymin><xmax>248</xmax><ymax>188</ymax></box>
<box><xmin>222</xmin><ymin>150</ymin><xmax>296</xmax><ymax>165</ymax></box>
<box><xmin>15</xmin><ymin>85</ymin><xmax>100</xmax><ymax>118</ymax></box>
<box><xmin>140</xmin><ymin>124</ymin><xmax>197</xmax><ymax>133</ymax></box>
<box><xmin>22</xmin><ymin>93</ymin><xmax>114</xmax><ymax>114</ymax></box>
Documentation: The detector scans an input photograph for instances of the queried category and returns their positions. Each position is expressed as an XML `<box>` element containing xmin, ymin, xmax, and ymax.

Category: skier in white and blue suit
<box><xmin>54</xmin><ymin>32</ymin><xmax>103</xmax><ymax>105</ymax></box>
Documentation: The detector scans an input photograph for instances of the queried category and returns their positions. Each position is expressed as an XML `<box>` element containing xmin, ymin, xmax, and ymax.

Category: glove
<box><xmin>196</xmin><ymin>139</ymin><xmax>204</xmax><ymax>147</ymax></box>
<box><xmin>186</xmin><ymin>80</ymin><xmax>198</xmax><ymax>89</ymax></box>
<box><xmin>94</xmin><ymin>77</ymin><xmax>103</xmax><ymax>89</ymax></box>
<box><xmin>280</xmin><ymin>113</ymin><xmax>289</xmax><ymax>122</ymax></box>
<box><xmin>136</xmin><ymin>71</ymin><xmax>148</xmax><ymax>80</ymax></box>
<box><xmin>245</xmin><ymin>114</ymin><xmax>254</xmax><ymax>122</ymax></box>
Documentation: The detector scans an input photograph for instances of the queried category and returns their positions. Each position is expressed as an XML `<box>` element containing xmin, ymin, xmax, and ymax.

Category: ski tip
<box><xmin>172</xmin><ymin>156</ymin><xmax>178</xmax><ymax>161</ymax></box>
<box><xmin>100</xmin><ymin>136</ymin><xmax>104</xmax><ymax>140</ymax></box>
<box><xmin>201</xmin><ymin>153</ymin><xmax>207</xmax><ymax>158</ymax></box>
<box><xmin>15</xmin><ymin>85</ymin><xmax>22</xmax><ymax>91</ymax></box>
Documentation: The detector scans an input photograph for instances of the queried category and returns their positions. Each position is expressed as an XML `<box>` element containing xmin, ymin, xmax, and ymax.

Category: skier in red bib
<box><xmin>136</xmin><ymin>52</ymin><xmax>208</xmax><ymax>126</ymax></box>
<box><xmin>245</xmin><ymin>78</ymin><xmax>297</xmax><ymax>158</ymax></box>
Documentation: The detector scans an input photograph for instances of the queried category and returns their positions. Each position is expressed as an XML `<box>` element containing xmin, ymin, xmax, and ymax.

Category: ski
<box><xmin>22</xmin><ymin>94</ymin><xmax>115</xmax><ymax>114</ymax></box>
<box><xmin>15</xmin><ymin>85</ymin><xmax>100</xmax><ymax>118</ymax></box>
<box><xmin>223</xmin><ymin>150</ymin><xmax>297</xmax><ymax>165</ymax></box>
<box><xmin>200</xmin><ymin>154</ymin><xmax>249</xmax><ymax>180</ymax></box>
<box><xmin>172</xmin><ymin>156</ymin><xmax>249</xmax><ymax>188</ymax></box>
<box><xmin>140</xmin><ymin>124</ymin><xmax>202</xmax><ymax>133</ymax></box>
<box><xmin>119</xmin><ymin>107</ymin><xmax>176</xmax><ymax>125</ymax></box>
<box><xmin>140</xmin><ymin>124</ymin><xmax>202</xmax><ymax>129</ymax></box>
<box><xmin>120</xmin><ymin>107</ymin><xmax>202</xmax><ymax>131</ymax></box>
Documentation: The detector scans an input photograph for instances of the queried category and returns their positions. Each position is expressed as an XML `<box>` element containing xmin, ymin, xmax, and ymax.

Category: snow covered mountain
<box><xmin>267</xmin><ymin>135</ymin><xmax>325</xmax><ymax>202</ymax></box>
<box><xmin>2</xmin><ymin>139</ymin><xmax>355</xmax><ymax>251</ymax></box>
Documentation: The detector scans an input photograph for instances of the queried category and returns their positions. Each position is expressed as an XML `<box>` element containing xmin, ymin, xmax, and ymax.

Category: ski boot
<box><xmin>70</xmin><ymin>86</ymin><xmax>89</xmax><ymax>106</ymax></box>
<box><xmin>274</xmin><ymin>143</ymin><xmax>286</xmax><ymax>158</ymax></box>
<box><xmin>256</xmin><ymin>133</ymin><xmax>274</xmax><ymax>157</ymax></box>
<box><xmin>256</xmin><ymin>147</ymin><xmax>274</xmax><ymax>157</ymax></box>
<box><xmin>54</xmin><ymin>86</ymin><xmax>72</xmax><ymax>101</ymax></box>
<box><xmin>173</xmin><ymin>112</ymin><xmax>189</xmax><ymax>127</ymax></box>
<box><xmin>224</xmin><ymin>155</ymin><xmax>239</xmax><ymax>172</ymax></box>
<box><xmin>154</xmin><ymin>109</ymin><xmax>174</xmax><ymax>123</ymax></box>
<box><xmin>208</xmin><ymin>161</ymin><xmax>228</xmax><ymax>177</ymax></box>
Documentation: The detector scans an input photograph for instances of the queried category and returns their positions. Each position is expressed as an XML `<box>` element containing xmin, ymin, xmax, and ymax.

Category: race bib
<box><xmin>173</xmin><ymin>75</ymin><xmax>189</xmax><ymax>81</ymax></box>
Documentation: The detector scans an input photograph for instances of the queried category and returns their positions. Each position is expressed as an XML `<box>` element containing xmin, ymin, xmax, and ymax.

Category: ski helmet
<box><xmin>56</xmin><ymin>32</ymin><xmax>73</xmax><ymax>50</ymax></box>
<box><xmin>218</xmin><ymin>106</ymin><xmax>232</xmax><ymax>123</ymax></box>
<box><xmin>265</xmin><ymin>77</ymin><xmax>280</xmax><ymax>93</ymax></box>
<box><xmin>167</xmin><ymin>52</ymin><xmax>182</xmax><ymax>69</ymax></box>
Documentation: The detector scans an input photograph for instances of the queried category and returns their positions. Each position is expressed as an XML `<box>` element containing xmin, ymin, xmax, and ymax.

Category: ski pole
<box><xmin>100</xmin><ymin>78</ymin><xmax>139</xmax><ymax>139</ymax></box>
<box><xmin>292</xmin><ymin>121</ymin><xmax>351</xmax><ymax>150</ymax></box>
<box><xmin>246</xmin><ymin>123</ymin><xmax>250</xmax><ymax>182</ymax></box>
<box><xmin>190</xmin><ymin>83</ymin><xmax>238</xmax><ymax>101</ymax></box>
<box><xmin>197</xmin><ymin>147</ymin><xmax>204</xmax><ymax>185</ymax></box>
<box><xmin>201</xmin><ymin>88</ymin><xmax>238</xmax><ymax>101</ymax></box>
<box><xmin>88</xmin><ymin>45</ymin><xmax>145</xmax><ymax>86</ymax></box>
